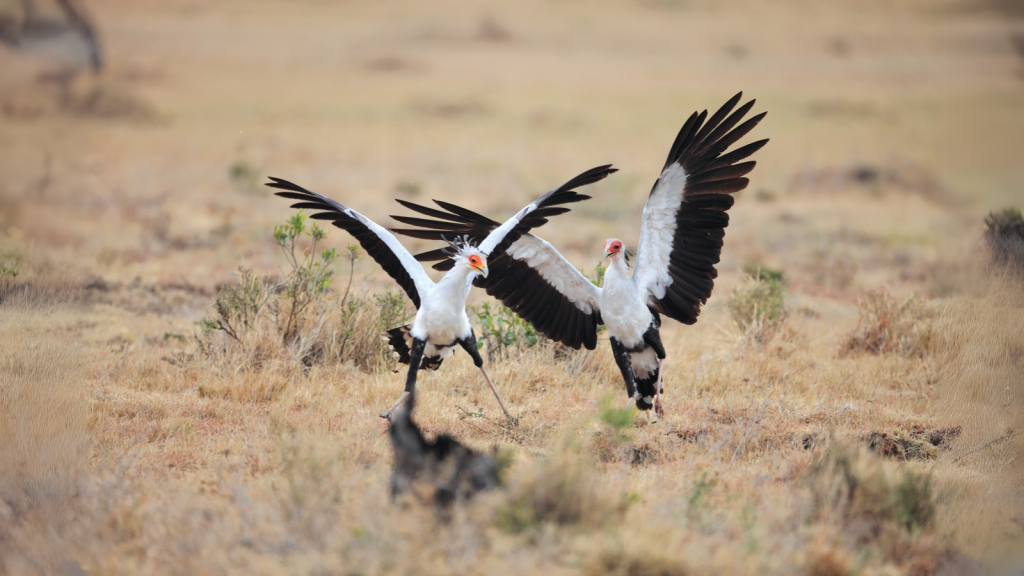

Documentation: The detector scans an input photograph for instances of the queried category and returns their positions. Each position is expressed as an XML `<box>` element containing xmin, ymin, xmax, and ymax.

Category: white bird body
<box><xmin>412</xmin><ymin>262</ymin><xmax>476</xmax><ymax>345</ymax></box>
<box><xmin>599</xmin><ymin>255</ymin><xmax>655</xmax><ymax>349</ymax></box>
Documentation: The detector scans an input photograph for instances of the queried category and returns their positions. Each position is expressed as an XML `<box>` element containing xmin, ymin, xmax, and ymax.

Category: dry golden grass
<box><xmin>1</xmin><ymin>0</ymin><xmax>1023</xmax><ymax>573</ymax></box>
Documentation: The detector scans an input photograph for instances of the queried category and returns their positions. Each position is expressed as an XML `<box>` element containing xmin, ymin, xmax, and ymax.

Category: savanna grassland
<box><xmin>1</xmin><ymin>0</ymin><xmax>1023</xmax><ymax>574</ymax></box>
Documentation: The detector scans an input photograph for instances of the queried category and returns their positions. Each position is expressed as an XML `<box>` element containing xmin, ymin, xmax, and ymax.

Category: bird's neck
<box><xmin>605</xmin><ymin>255</ymin><xmax>632</xmax><ymax>288</ymax></box>
<box><xmin>437</xmin><ymin>261</ymin><xmax>476</xmax><ymax>300</ymax></box>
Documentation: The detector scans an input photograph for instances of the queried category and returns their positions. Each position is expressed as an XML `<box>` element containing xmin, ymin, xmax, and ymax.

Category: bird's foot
<box><xmin>624</xmin><ymin>394</ymin><xmax>641</xmax><ymax>411</ymax></box>
<box><xmin>379</xmin><ymin>391</ymin><xmax>411</xmax><ymax>421</ymax></box>
<box><xmin>654</xmin><ymin>396</ymin><xmax>664</xmax><ymax>420</ymax></box>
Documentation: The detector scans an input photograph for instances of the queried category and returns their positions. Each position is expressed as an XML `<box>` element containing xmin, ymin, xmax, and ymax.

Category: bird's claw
<box><xmin>624</xmin><ymin>394</ymin><xmax>643</xmax><ymax>412</ymax></box>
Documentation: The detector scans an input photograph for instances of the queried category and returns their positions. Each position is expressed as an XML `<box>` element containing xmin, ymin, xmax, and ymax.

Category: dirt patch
<box><xmin>81</xmin><ymin>275</ymin><xmax>214</xmax><ymax>316</ymax></box>
<box><xmin>867</xmin><ymin>425</ymin><xmax>961</xmax><ymax>461</ymax></box>
<box><xmin>625</xmin><ymin>443</ymin><xmax>661</xmax><ymax>467</ymax></box>
<box><xmin>666</xmin><ymin>428</ymin><xmax>711</xmax><ymax>444</ymax></box>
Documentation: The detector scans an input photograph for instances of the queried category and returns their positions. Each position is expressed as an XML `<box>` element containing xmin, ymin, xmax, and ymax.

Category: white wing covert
<box><xmin>633</xmin><ymin>93</ymin><xmax>768</xmax><ymax>324</ymax></box>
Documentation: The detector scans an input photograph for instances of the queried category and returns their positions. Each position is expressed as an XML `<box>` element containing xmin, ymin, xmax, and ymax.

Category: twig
<box><xmin>216</xmin><ymin>319</ymin><xmax>240</xmax><ymax>342</ymax></box>
<box><xmin>339</xmin><ymin>252</ymin><xmax>356</xmax><ymax>310</ymax></box>
<box><xmin>952</xmin><ymin>429</ymin><xmax>1014</xmax><ymax>464</ymax></box>
<box><xmin>456</xmin><ymin>405</ymin><xmax>519</xmax><ymax>431</ymax></box>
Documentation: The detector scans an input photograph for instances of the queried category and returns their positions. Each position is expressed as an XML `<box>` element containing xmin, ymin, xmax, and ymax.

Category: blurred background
<box><xmin>2</xmin><ymin>2</ymin><xmax>1024</xmax><ymax>572</ymax></box>
<box><xmin>0</xmin><ymin>0</ymin><xmax>1021</xmax><ymax>300</ymax></box>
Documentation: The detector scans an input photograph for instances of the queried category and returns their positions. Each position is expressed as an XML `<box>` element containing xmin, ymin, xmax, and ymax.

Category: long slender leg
<box><xmin>458</xmin><ymin>334</ymin><xmax>513</xmax><ymax>422</ymax></box>
<box><xmin>380</xmin><ymin>337</ymin><xmax>426</xmax><ymax>420</ymax></box>
<box><xmin>610</xmin><ymin>338</ymin><xmax>639</xmax><ymax>408</ymax></box>
<box><xmin>643</xmin><ymin>326</ymin><xmax>667</xmax><ymax>418</ymax></box>
<box><xmin>653</xmin><ymin>358</ymin><xmax>665</xmax><ymax>419</ymax></box>
<box><xmin>478</xmin><ymin>366</ymin><xmax>513</xmax><ymax>421</ymax></box>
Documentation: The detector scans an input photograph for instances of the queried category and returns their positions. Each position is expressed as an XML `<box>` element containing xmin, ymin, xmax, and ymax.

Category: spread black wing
<box><xmin>633</xmin><ymin>93</ymin><xmax>768</xmax><ymax>325</ymax></box>
<box><xmin>390</xmin><ymin>166</ymin><xmax>615</xmax><ymax>349</ymax></box>
<box><xmin>266</xmin><ymin>177</ymin><xmax>434</xmax><ymax>308</ymax></box>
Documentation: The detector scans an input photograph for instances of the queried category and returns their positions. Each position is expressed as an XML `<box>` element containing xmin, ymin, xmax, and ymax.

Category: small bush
<box><xmin>496</xmin><ymin>438</ymin><xmax>631</xmax><ymax>534</ymax></box>
<box><xmin>984</xmin><ymin>207</ymin><xmax>1024</xmax><ymax>272</ymax></box>
<box><xmin>741</xmin><ymin>261</ymin><xmax>785</xmax><ymax>284</ymax></box>
<box><xmin>840</xmin><ymin>287</ymin><xmax>936</xmax><ymax>358</ymax></box>
<box><xmin>471</xmin><ymin>300</ymin><xmax>539</xmax><ymax>362</ymax></box>
<box><xmin>590</xmin><ymin>260</ymin><xmax>607</xmax><ymax>287</ymax></box>
<box><xmin>592</xmin><ymin>397</ymin><xmax>637</xmax><ymax>462</ymax></box>
<box><xmin>188</xmin><ymin>213</ymin><xmax>413</xmax><ymax>372</ymax></box>
<box><xmin>727</xmin><ymin>270</ymin><xmax>788</xmax><ymax>344</ymax></box>
<box><xmin>805</xmin><ymin>442</ymin><xmax>948</xmax><ymax>574</ymax></box>
<box><xmin>808</xmin><ymin>443</ymin><xmax>936</xmax><ymax>535</ymax></box>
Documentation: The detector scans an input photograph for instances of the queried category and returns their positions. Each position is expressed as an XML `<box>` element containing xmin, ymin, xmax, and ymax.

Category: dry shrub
<box><xmin>497</xmin><ymin>437</ymin><xmax>631</xmax><ymax>534</ymax></box>
<box><xmin>806</xmin><ymin>442</ymin><xmax>947</xmax><ymax>572</ymax></box>
<box><xmin>193</xmin><ymin>272</ymin><xmax>409</xmax><ymax>373</ymax></box>
<box><xmin>187</xmin><ymin>214</ymin><xmax>413</xmax><ymax>374</ymax></box>
<box><xmin>840</xmin><ymin>287</ymin><xmax>936</xmax><ymax>358</ymax></box>
<box><xmin>727</xmin><ymin>269</ymin><xmax>788</xmax><ymax>345</ymax></box>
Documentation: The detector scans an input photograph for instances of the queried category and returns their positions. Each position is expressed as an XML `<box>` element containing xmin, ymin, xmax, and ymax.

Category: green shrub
<box><xmin>590</xmin><ymin>261</ymin><xmax>607</xmax><ymax>287</ymax></box>
<box><xmin>471</xmin><ymin>300</ymin><xmax>539</xmax><ymax>362</ymax></box>
<box><xmin>727</xmin><ymin>269</ymin><xmax>788</xmax><ymax>344</ymax></box>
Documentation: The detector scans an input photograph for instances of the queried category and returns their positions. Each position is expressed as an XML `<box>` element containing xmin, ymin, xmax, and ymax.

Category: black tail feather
<box><xmin>384</xmin><ymin>325</ymin><xmax>445</xmax><ymax>371</ymax></box>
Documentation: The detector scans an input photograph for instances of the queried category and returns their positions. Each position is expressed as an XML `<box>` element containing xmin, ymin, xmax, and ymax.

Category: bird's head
<box><xmin>464</xmin><ymin>250</ymin><xmax>489</xmax><ymax>278</ymax></box>
<box><xmin>445</xmin><ymin>236</ymin><xmax>489</xmax><ymax>278</ymax></box>
<box><xmin>603</xmin><ymin>238</ymin><xmax>624</xmax><ymax>260</ymax></box>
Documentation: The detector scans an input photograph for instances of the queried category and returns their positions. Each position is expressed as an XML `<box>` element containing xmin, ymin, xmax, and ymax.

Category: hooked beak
<box><xmin>473</xmin><ymin>264</ymin><xmax>489</xmax><ymax>278</ymax></box>
<box><xmin>603</xmin><ymin>249</ymin><xmax>613</xmax><ymax>259</ymax></box>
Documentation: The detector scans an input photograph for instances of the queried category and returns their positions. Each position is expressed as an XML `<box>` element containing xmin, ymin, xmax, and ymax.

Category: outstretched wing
<box><xmin>390</xmin><ymin>166</ymin><xmax>615</xmax><ymax>349</ymax></box>
<box><xmin>392</xmin><ymin>165</ymin><xmax>616</xmax><ymax>262</ymax></box>
<box><xmin>266</xmin><ymin>177</ymin><xmax>435</xmax><ymax>309</ymax></box>
<box><xmin>633</xmin><ymin>93</ymin><xmax>768</xmax><ymax>325</ymax></box>
<box><xmin>477</xmin><ymin>165</ymin><xmax>617</xmax><ymax>257</ymax></box>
